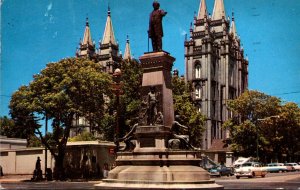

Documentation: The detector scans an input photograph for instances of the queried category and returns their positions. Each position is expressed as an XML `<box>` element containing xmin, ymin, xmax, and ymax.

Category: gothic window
<box><xmin>211</xmin><ymin>60</ymin><xmax>215</xmax><ymax>78</ymax></box>
<box><xmin>212</xmin><ymin>122</ymin><xmax>217</xmax><ymax>139</ymax></box>
<box><xmin>195</xmin><ymin>63</ymin><xmax>201</xmax><ymax>79</ymax></box>
<box><xmin>195</xmin><ymin>85</ymin><xmax>201</xmax><ymax>99</ymax></box>
<box><xmin>212</xmin><ymin>101</ymin><xmax>216</xmax><ymax>117</ymax></box>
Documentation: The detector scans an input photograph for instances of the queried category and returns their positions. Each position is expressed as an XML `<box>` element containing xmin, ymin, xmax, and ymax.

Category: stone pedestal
<box><xmin>139</xmin><ymin>51</ymin><xmax>175</xmax><ymax>127</ymax></box>
<box><xmin>95</xmin><ymin>126</ymin><xmax>223</xmax><ymax>189</ymax></box>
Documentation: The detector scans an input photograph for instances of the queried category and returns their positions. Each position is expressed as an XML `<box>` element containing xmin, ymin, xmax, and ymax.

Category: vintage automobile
<box><xmin>264</xmin><ymin>163</ymin><xmax>288</xmax><ymax>173</ymax></box>
<box><xmin>234</xmin><ymin>162</ymin><xmax>267</xmax><ymax>179</ymax></box>
<box><xmin>208</xmin><ymin>165</ymin><xmax>234</xmax><ymax>177</ymax></box>
<box><xmin>284</xmin><ymin>163</ymin><xmax>300</xmax><ymax>171</ymax></box>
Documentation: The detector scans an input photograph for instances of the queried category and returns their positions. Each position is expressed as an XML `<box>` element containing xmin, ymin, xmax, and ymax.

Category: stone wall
<box><xmin>0</xmin><ymin>148</ymin><xmax>53</xmax><ymax>175</ymax></box>
<box><xmin>0</xmin><ymin>141</ymin><xmax>116</xmax><ymax>178</ymax></box>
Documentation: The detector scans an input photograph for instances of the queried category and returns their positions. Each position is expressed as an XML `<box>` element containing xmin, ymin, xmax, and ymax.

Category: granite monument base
<box><xmin>95</xmin><ymin>126</ymin><xmax>223</xmax><ymax>189</ymax></box>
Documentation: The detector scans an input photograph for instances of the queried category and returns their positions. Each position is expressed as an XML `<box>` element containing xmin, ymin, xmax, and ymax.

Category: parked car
<box><xmin>234</xmin><ymin>162</ymin><xmax>267</xmax><ymax>179</ymax></box>
<box><xmin>284</xmin><ymin>163</ymin><xmax>295</xmax><ymax>172</ymax></box>
<box><xmin>285</xmin><ymin>163</ymin><xmax>300</xmax><ymax>171</ymax></box>
<box><xmin>209</xmin><ymin>165</ymin><xmax>233</xmax><ymax>177</ymax></box>
<box><xmin>263</xmin><ymin>163</ymin><xmax>288</xmax><ymax>173</ymax></box>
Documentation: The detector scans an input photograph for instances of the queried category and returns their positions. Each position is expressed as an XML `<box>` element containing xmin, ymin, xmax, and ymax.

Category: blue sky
<box><xmin>1</xmin><ymin>0</ymin><xmax>300</xmax><ymax>117</ymax></box>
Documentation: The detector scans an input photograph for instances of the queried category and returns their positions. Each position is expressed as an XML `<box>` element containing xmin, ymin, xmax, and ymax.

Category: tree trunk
<box><xmin>53</xmin><ymin>150</ymin><xmax>66</xmax><ymax>180</ymax></box>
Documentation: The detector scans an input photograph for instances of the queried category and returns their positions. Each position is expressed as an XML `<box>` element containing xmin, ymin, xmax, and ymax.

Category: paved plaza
<box><xmin>1</xmin><ymin>172</ymin><xmax>299</xmax><ymax>189</ymax></box>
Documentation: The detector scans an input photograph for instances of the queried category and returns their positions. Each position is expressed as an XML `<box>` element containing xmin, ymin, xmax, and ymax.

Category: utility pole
<box><xmin>45</xmin><ymin>114</ymin><xmax>48</xmax><ymax>179</ymax></box>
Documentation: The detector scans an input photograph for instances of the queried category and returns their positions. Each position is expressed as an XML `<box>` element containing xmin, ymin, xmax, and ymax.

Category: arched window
<box><xmin>195</xmin><ymin>85</ymin><xmax>201</xmax><ymax>99</ymax></box>
<box><xmin>195</xmin><ymin>64</ymin><xmax>201</xmax><ymax>79</ymax></box>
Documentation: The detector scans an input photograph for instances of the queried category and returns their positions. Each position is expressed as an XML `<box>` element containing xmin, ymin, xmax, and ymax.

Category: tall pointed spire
<box><xmin>101</xmin><ymin>6</ymin><xmax>117</xmax><ymax>45</ymax></box>
<box><xmin>197</xmin><ymin>0</ymin><xmax>208</xmax><ymax>20</ymax></box>
<box><xmin>212</xmin><ymin>0</ymin><xmax>226</xmax><ymax>20</ymax></box>
<box><xmin>123</xmin><ymin>35</ymin><xmax>132</xmax><ymax>61</ymax></box>
<box><xmin>82</xmin><ymin>17</ymin><xmax>93</xmax><ymax>46</ymax></box>
<box><xmin>229</xmin><ymin>12</ymin><xmax>237</xmax><ymax>38</ymax></box>
<box><xmin>76</xmin><ymin>17</ymin><xmax>95</xmax><ymax>58</ymax></box>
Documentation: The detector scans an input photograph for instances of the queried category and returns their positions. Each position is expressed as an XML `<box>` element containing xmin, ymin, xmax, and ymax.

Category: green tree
<box><xmin>68</xmin><ymin>131</ymin><xmax>96</xmax><ymax>142</ymax></box>
<box><xmin>119</xmin><ymin>59</ymin><xmax>143</xmax><ymax>129</ymax></box>
<box><xmin>104</xmin><ymin>59</ymin><xmax>143</xmax><ymax>140</ymax></box>
<box><xmin>260</xmin><ymin>102</ymin><xmax>300</xmax><ymax>162</ymax></box>
<box><xmin>9</xmin><ymin>58</ymin><xmax>112</xmax><ymax>179</ymax></box>
<box><xmin>0</xmin><ymin>115</ymin><xmax>42</xmax><ymax>147</ymax></box>
<box><xmin>0</xmin><ymin>116</ymin><xmax>16</xmax><ymax>137</ymax></box>
<box><xmin>8</xmin><ymin>86</ymin><xmax>41</xmax><ymax>146</ymax></box>
<box><xmin>172</xmin><ymin>75</ymin><xmax>205</xmax><ymax>147</ymax></box>
<box><xmin>222</xmin><ymin>90</ymin><xmax>300</xmax><ymax>162</ymax></box>
<box><xmin>279</xmin><ymin>102</ymin><xmax>300</xmax><ymax>162</ymax></box>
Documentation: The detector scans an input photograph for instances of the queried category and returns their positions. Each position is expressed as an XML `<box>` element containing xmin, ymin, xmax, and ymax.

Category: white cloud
<box><xmin>47</xmin><ymin>2</ymin><xmax>52</xmax><ymax>11</ymax></box>
<box><xmin>44</xmin><ymin>2</ymin><xmax>55</xmax><ymax>24</ymax></box>
<box><xmin>52</xmin><ymin>31</ymin><xmax>58</xmax><ymax>38</ymax></box>
<box><xmin>179</xmin><ymin>28</ymin><xmax>187</xmax><ymax>36</ymax></box>
<box><xmin>44</xmin><ymin>2</ymin><xmax>52</xmax><ymax>17</ymax></box>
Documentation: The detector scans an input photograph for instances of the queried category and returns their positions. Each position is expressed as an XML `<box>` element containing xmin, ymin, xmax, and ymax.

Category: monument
<box><xmin>96</xmin><ymin>1</ymin><xmax>223</xmax><ymax>189</ymax></box>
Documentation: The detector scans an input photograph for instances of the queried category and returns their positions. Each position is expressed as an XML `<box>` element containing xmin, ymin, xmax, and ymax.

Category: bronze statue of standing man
<box><xmin>148</xmin><ymin>1</ymin><xmax>167</xmax><ymax>52</ymax></box>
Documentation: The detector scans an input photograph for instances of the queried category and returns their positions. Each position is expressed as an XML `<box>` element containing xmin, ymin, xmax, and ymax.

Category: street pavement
<box><xmin>216</xmin><ymin>172</ymin><xmax>300</xmax><ymax>190</ymax></box>
<box><xmin>0</xmin><ymin>172</ymin><xmax>299</xmax><ymax>189</ymax></box>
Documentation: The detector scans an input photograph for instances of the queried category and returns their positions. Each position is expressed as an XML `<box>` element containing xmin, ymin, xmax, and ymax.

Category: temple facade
<box><xmin>184</xmin><ymin>0</ymin><xmax>248</xmax><ymax>150</ymax></box>
<box><xmin>75</xmin><ymin>8</ymin><xmax>126</xmax><ymax>74</ymax></box>
<box><xmin>71</xmin><ymin>8</ymin><xmax>132</xmax><ymax>137</ymax></box>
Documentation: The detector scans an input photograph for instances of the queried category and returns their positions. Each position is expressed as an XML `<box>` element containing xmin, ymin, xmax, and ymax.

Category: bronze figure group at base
<box><xmin>118</xmin><ymin>116</ymin><xmax>200</xmax><ymax>152</ymax></box>
<box><xmin>118</xmin><ymin>86</ymin><xmax>199</xmax><ymax>151</ymax></box>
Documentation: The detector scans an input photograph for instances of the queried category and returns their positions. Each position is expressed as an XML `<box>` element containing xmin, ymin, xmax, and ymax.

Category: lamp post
<box><xmin>112</xmin><ymin>68</ymin><xmax>123</xmax><ymax>151</ymax></box>
<box><xmin>256</xmin><ymin>115</ymin><xmax>280</xmax><ymax>161</ymax></box>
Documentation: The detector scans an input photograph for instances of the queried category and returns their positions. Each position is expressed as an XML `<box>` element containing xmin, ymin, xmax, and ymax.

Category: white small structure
<box><xmin>0</xmin><ymin>135</ymin><xmax>27</xmax><ymax>150</ymax></box>
<box><xmin>233</xmin><ymin>157</ymin><xmax>253</xmax><ymax>167</ymax></box>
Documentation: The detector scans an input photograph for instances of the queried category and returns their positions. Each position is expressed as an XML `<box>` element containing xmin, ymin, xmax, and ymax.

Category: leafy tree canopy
<box><xmin>68</xmin><ymin>131</ymin><xmax>96</xmax><ymax>142</ymax></box>
<box><xmin>223</xmin><ymin>90</ymin><xmax>300</xmax><ymax>162</ymax></box>
<box><xmin>172</xmin><ymin>75</ymin><xmax>205</xmax><ymax>148</ymax></box>
<box><xmin>9</xmin><ymin>58</ymin><xmax>112</xmax><ymax>179</ymax></box>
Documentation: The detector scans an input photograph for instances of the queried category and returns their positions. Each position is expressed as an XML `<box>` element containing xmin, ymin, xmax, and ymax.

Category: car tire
<box><xmin>248</xmin><ymin>172</ymin><xmax>254</xmax><ymax>178</ymax></box>
<box><xmin>236</xmin><ymin>176</ymin><xmax>240</xmax><ymax>179</ymax></box>
<box><xmin>262</xmin><ymin>174</ymin><xmax>265</xmax><ymax>178</ymax></box>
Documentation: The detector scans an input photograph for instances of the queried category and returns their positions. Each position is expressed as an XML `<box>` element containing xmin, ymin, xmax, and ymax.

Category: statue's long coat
<box><xmin>149</xmin><ymin>9</ymin><xmax>166</xmax><ymax>38</ymax></box>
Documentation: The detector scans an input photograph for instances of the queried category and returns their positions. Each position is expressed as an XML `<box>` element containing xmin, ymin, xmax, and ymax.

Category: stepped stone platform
<box><xmin>95</xmin><ymin>126</ymin><xmax>223</xmax><ymax>189</ymax></box>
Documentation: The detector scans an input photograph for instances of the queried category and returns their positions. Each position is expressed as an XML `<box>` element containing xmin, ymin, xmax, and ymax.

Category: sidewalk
<box><xmin>0</xmin><ymin>175</ymin><xmax>102</xmax><ymax>183</ymax></box>
<box><xmin>0</xmin><ymin>175</ymin><xmax>31</xmax><ymax>183</ymax></box>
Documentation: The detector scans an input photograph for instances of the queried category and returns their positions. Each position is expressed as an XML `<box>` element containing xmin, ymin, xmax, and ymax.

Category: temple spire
<box><xmin>212</xmin><ymin>0</ymin><xmax>226</xmax><ymax>20</ymax></box>
<box><xmin>197</xmin><ymin>0</ymin><xmax>208</xmax><ymax>20</ymax></box>
<box><xmin>101</xmin><ymin>6</ymin><xmax>117</xmax><ymax>45</ymax></box>
<box><xmin>123</xmin><ymin>35</ymin><xmax>132</xmax><ymax>61</ymax></box>
<box><xmin>76</xmin><ymin>17</ymin><xmax>95</xmax><ymax>58</ymax></box>
<box><xmin>82</xmin><ymin>17</ymin><xmax>93</xmax><ymax>46</ymax></box>
<box><xmin>229</xmin><ymin>12</ymin><xmax>237</xmax><ymax>38</ymax></box>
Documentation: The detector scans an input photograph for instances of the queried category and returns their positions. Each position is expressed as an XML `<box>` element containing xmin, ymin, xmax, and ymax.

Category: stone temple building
<box><xmin>184</xmin><ymin>0</ymin><xmax>248</xmax><ymax>151</ymax></box>
<box><xmin>71</xmin><ymin>7</ymin><xmax>132</xmax><ymax>137</ymax></box>
<box><xmin>71</xmin><ymin>1</ymin><xmax>248</xmax><ymax>163</ymax></box>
